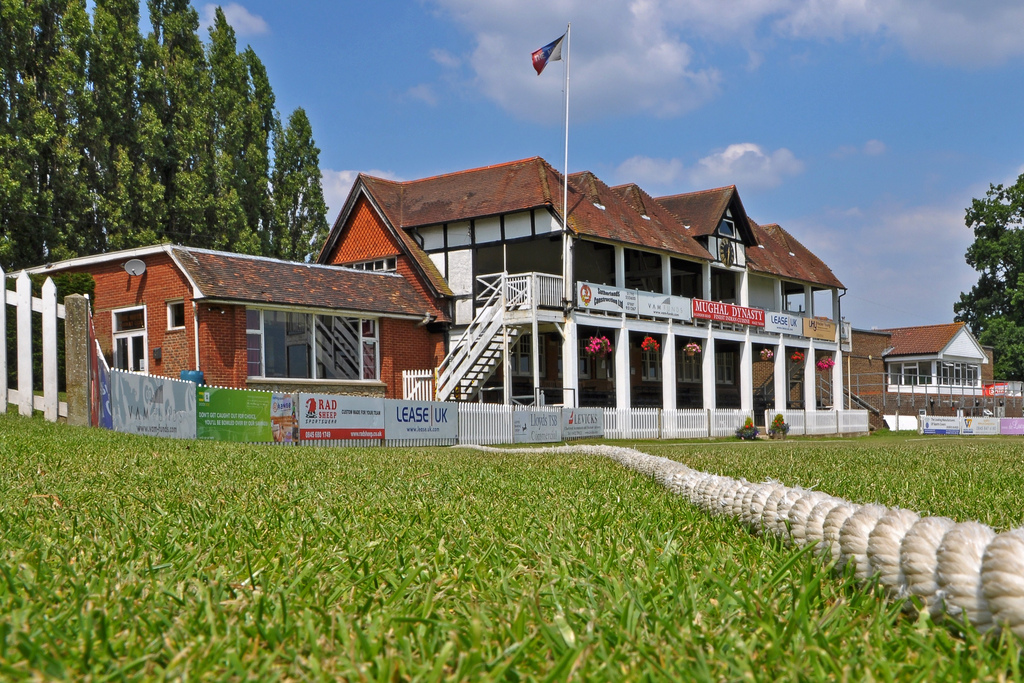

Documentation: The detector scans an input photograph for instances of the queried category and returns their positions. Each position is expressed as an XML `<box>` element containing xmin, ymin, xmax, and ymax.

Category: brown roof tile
<box><xmin>173</xmin><ymin>247</ymin><xmax>440</xmax><ymax>319</ymax></box>
<box><xmin>745</xmin><ymin>220</ymin><xmax>845</xmax><ymax>289</ymax></box>
<box><xmin>655</xmin><ymin>186</ymin><xmax>736</xmax><ymax>237</ymax></box>
<box><xmin>881</xmin><ymin>323</ymin><xmax>966</xmax><ymax>357</ymax></box>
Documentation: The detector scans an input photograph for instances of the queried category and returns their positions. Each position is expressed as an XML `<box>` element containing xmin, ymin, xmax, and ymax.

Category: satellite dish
<box><xmin>124</xmin><ymin>259</ymin><xmax>146</xmax><ymax>276</ymax></box>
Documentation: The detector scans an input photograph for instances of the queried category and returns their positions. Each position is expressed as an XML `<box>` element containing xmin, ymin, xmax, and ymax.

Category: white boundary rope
<box><xmin>459</xmin><ymin>443</ymin><xmax>1024</xmax><ymax>637</ymax></box>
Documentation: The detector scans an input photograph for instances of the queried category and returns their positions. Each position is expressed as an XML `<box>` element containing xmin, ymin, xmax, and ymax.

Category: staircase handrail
<box><xmin>436</xmin><ymin>273</ymin><xmax>508</xmax><ymax>400</ymax></box>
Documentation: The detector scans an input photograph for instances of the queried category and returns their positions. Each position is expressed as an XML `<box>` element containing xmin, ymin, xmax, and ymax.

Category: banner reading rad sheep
<box><xmin>298</xmin><ymin>393</ymin><xmax>384</xmax><ymax>440</ymax></box>
<box><xmin>383</xmin><ymin>399</ymin><xmax>458</xmax><ymax>441</ymax></box>
<box><xmin>111</xmin><ymin>370</ymin><xmax>196</xmax><ymax>439</ymax></box>
<box><xmin>562</xmin><ymin>408</ymin><xmax>604</xmax><ymax>439</ymax></box>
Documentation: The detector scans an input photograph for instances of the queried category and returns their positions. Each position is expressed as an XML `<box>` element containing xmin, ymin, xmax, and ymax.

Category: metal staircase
<box><xmin>436</xmin><ymin>274</ymin><xmax>523</xmax><ymax>401</ymax></box>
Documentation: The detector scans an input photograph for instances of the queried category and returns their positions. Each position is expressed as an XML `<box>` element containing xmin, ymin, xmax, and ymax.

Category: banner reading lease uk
<box><xmin>298</xmin><ymin>394</ymin><xmax>384</xmax><ymax>440</ymax></box>
<box><xmin>691</xmin><ymin>299</ymin><xmax>765</xmax><ymax>327</ymax></box>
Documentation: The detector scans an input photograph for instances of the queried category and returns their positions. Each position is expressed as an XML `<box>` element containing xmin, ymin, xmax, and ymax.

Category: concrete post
<box><xmin>64</xmin><ymin>294</ymin><xmax>91</xmax><ymax>426</ymax></box>
<box><xmin>702</xmin><ymin>334</ymin><xmax>716</xmax><ymax>409</ymax></box>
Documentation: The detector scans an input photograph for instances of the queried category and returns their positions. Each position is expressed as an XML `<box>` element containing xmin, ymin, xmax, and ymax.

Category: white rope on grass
<box><xmin>457</xmin><ymin>443</ymin><xmax>1024</xmax><ymax>638</ymax></box>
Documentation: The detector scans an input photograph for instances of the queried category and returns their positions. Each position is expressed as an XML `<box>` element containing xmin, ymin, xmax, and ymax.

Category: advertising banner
<box><xmin>577</xmin><ymin>282</ymin><xmax>637</xmax><ymax>315</ymax></box>
<box><xmin>111</xmin><ymin>371</ymin><xmax>196</xmax><ymax>439</ymax></box>
<box><xmin>562</xmin><ymin>408</ymin><xmax>604</xmax><ymax>439</ymax></box>
<box><xmin>921</xmin><ymin>416</ymin><xmax>960</xmax><ymax>435</ymax></box>
<box><xmin>961</xmin><ymin>417</ymin><xmax>1000</xmax><ymax>435</ymax></box>
<box><xmin>764</xmin><ymin>312</ymin><xmax>801</xmax><ymax>335</ymax></box>
<box><xmin>195</xmin><ymin>388</ymin><xmax>295</xmax><ymax>442</ymax></box>
<box><xmin>513</xmin><ymin>410</ymin><xmax>562</xmax><ymax>443</ymax></box>
<box><xmin>298</xmin><ymin>394</ymin><xmax>384</xmax><ymax>440</ymax></box>
<box><xmin>636</xmin><ymin>292</ymin><xmax>692</xmax><ymax>322</ymax></box>
<box><xmin>803</xmin><ymin>317</ymin><xmax>838</xmax><ymax>342</ymax></box>
<box><xmin>383</xmin><ymin>399</ymin><xmax>458</xmax><ymax>440</ymax></box>
<box><xmin>1001</xmin><ymin>418</ymin><xmax>1024</xmax><ymax>435</ymax></box>
<box><xmin>691</xmin><ymin>299</ymin><xmax>765</xmax><ymax>327</ymax></box>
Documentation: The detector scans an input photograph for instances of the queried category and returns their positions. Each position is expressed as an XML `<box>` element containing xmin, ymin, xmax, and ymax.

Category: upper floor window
<box><xmin>718</xmin><ymin>219</ymin><xmax>735</xmax><ymax>237</ymax></box>
<box><xmin>349</xmin><ymin>257</ymin><xmax>397</xmax><ymax>272</ymax></box>
<box><xmin>167</xmin><ymin>301</ymin><xmax>186</xmax><ymax>330</ymax></box>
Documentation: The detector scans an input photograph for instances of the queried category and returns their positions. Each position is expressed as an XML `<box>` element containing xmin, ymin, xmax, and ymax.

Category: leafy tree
<box><xmin>954</xmin><ymin>172</ymin><xmax>1024</xmax><ymax>379</ymax></box>
<box><xmin>271</xmin><ymin>108</ymin><xmax>328</xmax><ymax>262</ymax></box>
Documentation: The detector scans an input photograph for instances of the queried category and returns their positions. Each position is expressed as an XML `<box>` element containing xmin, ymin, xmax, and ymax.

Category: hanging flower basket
<box><xmin>641</xmin><ymin>336</ymin><xmax>660</xmax><ymax>353</ymax></box>
<box><xmin>760</xmin><ymin>348</ymin><xmax>774</xmax><ymax>361</ymax></box>
<box><xmin>816</xmin><ymin>357</ymin><xmax>836</xmax><ymax>372</ymax></box>
<box><xmin>684</xmin><ymin>341</ymin><xmax>701</xmax><ymax>357</ymax></box>
<box><xmin>790</xmin><ymin>350</ymin><xmax>805</xmax><ymax>363</ymax></box>
<box><xmin>585</xmin><ymin>335</ymin><xmax>612</xmax><ymax>357</ymax></box>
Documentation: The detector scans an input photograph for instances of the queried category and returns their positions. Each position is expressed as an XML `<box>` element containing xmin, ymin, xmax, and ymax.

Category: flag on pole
<box><xmin>532</xmin><ymin>34</ymin><xmax>565</xmax><ymax>75</ymax></box>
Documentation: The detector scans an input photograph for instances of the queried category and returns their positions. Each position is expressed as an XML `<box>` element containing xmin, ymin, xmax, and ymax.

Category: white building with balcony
<box><xmin>319</xmin><ymin>157</ymin><xmax>849</xmax><ymax>421</ymax></box>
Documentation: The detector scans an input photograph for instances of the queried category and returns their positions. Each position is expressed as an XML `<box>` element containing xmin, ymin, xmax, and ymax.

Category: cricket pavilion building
<box><xmin>319</xmin><ymin>156</ymin><xmax>848</xmax><ymax>421</ymax></box>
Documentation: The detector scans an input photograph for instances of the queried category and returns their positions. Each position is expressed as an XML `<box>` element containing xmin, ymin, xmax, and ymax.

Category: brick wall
<box><xmin>64</xmin><ymin>253</ymin><xmax>197</xmax><ymax>379</ymax></box>
<box><xmin>379</xmin><ymin>317</ymin><xmax>446</xmax><ymax>398</ymax></box>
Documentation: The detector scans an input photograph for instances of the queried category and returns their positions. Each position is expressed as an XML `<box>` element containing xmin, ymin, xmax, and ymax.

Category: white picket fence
<box><xmin>662</xmin><ymin>409</ymin><xmax>710</xmax><ymax>439</ymax></box>
<box><xmin>765</xmin><ymin>408</ymin><xmax>870</xmax><ymax>436</ymax></box>
<box><xmin>2</xmin><ymin>269</ymin><xmax>67</xmax><ymax>421</ymax></box>
<box><xmin>403</xmin><ymin>369</ymin><xmax>434</xmax><ymax>400</ymax></box>
<box><xmin>458</xmin><ymin>403</ymin><xmax>515</xmax><ymax>445</ymax></box>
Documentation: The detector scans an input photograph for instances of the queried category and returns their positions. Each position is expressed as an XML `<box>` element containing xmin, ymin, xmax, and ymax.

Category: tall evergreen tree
<box><xmin>140</xmin><ymin>0</ymin><xmax>215</xmax><ymax>248</ymax></box>
<box><xmin>271</xmin><ymin>108</ymin><xmax>328</xmax><ymax>262</ymax></box>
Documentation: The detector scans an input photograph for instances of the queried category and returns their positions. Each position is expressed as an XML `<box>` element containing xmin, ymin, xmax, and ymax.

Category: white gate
<box><xmin>2</xmin><ymin>269</ymin><xmax>67</xmax><ymax>421</ymax></box>
<box><xmin>403</xmin><ymin>369</ymin><xmax>434</xmax><ymax>400</ymax></box>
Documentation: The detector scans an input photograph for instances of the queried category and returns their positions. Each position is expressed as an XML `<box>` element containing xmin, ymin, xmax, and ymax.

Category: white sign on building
<box><xmin>764</xmin><ymin>312</ymin><xmax>802</xmax><ymax>335</ymax></box>
<box><xmin>637</xmin><ymin>292</ymin><xmax>692</xmax><ymax>322</ymax></box>
<box><xmin>561</xmin><ymin>408</ymin><xmax>604</xmax><ymax>439</ymax></box>
<box><xmin>577</xmin><ymin>282</ymin><xmax>637</xmax><ymax>315</ymax></box>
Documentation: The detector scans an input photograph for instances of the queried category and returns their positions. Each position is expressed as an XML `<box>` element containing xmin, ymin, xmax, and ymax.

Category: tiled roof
<box><xmin>173</xmin><ymin>247</ymin><xmax>441</xmax><ymax>320</ymax></box>
<box><xmin>881</xmin><ymin>323</ymin><xmax>965</xmax><ymax>357</ymax></box>
<box><xmin>655</xmin><ymin>186</ymin><xmax>736</xmax><ymax>237</ymax></box>
<box><xmin>746</xmin><ymin>221</ymin><xmax>845</xmax><ymax>289</ymax></box>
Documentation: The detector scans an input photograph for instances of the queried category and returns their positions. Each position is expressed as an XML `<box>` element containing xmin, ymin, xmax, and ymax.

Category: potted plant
<box><xmin>790</xmin><ymin>350</ymin><xmax>805</xmax><ymax>363</ymax></box>
<box><xmin>768</xmin><ymin>413</ymin><xmax>790</xmax><ymax>439</ymax></box>
<box><xmin>684</xmin><ymin>341</ymin><xmax>701</xmax><ymax>357</ymax></box>
<box><xmin>641</xmin><ymin>336</ymin><xmax>660</xmax><ymax>353</ymax></box>
<box><xmin>735</xmin><ymin>417</ymin><xmax>759</xmax><ymax>440</ymax></box>
<box><xmin>585</xmin><ymin>335</ymin><xmax>612</xmax><ymax>357</ymax></box>
<box><xmin>816</xmin><ymin>357</ymin><xmax>836</xmax><ymax>372</ymax></box>
<box><xmin>760</xmin><ymin>348</ymin><xmax>774</xmax><ymax>361</ymax></box>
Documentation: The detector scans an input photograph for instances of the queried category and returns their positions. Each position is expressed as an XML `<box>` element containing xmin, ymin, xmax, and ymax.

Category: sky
<box><xmin>197</xmin><ymin>0</ymin><xmax>1024</xmax><ymax>330</ymax></box>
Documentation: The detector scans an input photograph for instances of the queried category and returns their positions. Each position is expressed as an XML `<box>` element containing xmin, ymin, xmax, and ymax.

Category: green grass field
<box><xmin>2</xmin><ymin>414</ymin><xmax>1023</xmax><ymax>680</ymax></box>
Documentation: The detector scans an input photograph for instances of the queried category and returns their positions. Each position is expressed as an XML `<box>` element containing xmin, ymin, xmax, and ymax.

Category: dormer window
<box><xmin>718</xmin><ymin>219</ymin><xmax>734</xmax><ymax>237</ymax></box>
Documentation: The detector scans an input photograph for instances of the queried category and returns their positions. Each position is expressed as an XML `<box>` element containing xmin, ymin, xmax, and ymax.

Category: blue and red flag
<box><xmin>532</xmin><ymin>34</ymin><xmax>565</xmax><ymax>75</ymax></box>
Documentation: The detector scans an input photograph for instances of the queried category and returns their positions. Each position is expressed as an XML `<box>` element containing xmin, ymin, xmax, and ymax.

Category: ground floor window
<box><xmin>715</xmin><ymin>352</ymin><xmax>735</xmax><ymax>385</ymax></box>
<box><xmin>511</xmin><ymin>334</ymin><xmax>545</xmax><ymax>377</ymax></box>
<box><xmin>113</xmin><ymin>306</ymin><xmax>147</xmax><ymax>372</ymax></box>
<box><xmin>246</xmin><ymin>308</ymin><xmax>379</xmax><ymax>380</ymax></box>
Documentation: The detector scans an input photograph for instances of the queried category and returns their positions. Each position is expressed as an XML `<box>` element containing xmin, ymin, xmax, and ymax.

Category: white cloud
<box><xmin>690</xmin><ymin>143</ymin><xmax>804</xmax><ymax>190</ymax></box>
<box><xmin>426</xmin><ymin>0</ymin><xmax>1024</xmax><ymax>123</ymax></box>
<box><xmin>406</xmin><ymin>84</ymin><xmax>439</xmax><ymax>106</ymax></box>
<box><xmin>792</xmin><ymin>200</ymin><xmax>976</xmax><ymax>328</ymax></box>
<box><xmin>832</xmin><ymin>139</ymin><xmax>887</xmax><ymax>158</ymax></box>
<box><xmin>201</xmin><ymin>3</ymin><xmax>269</xmax><ymax>37</ymax></box>
<box><xmin>616</xmin><ymin>144</ymin><xmax>805</xmax><ymax>193</ymax></box>
<box><xmin>863</xmin><ymin>139</ymin><xmax>886</xmax><ymax>156</ymax></box>
<box><xmin>321</xmin><ymin>169</ymin><xmax>403</xmax><ymax>224</ymax></box>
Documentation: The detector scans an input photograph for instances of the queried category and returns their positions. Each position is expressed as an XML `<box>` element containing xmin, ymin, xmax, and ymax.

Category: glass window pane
<box><xmin>246</xmin><ymin>309</ymin><xmax>260</xmax><ymax>331</ymax></box>
<box><xmin>362</xmin><ymin>341</ymin><xmax>377</xmax><ymax>380</ymax></box>
<box><xmin>131</xmin><ymin>335</ymin><xmax>145</xmax><ymax>372</ymax></box>
<box><xmin>247</xmin><ymin>333</ymin><xmax>262</xmax><ymax>376</ymax></box>
<box><xmin>263</xmin><ymin>311</ymin><xmax>311</xmax><ymax>378</ymax></box>
<box><xmin>316</xmin><ymin>315</ymin><xmax>360</xmax><ymax>380</ymax></box>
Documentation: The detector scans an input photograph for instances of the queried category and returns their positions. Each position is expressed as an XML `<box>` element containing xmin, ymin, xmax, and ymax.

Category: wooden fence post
<box><xmin>64</xmin><ymin>294</ymin><xmax>91</xmax><ymax>426</ymax></box>
<box><xmin>41</xmin><ymin>278</ymin><xmax>58</xmax><ymax>421</ymax></box>
<box><xmin>16</xmin><ymin>271</ymin><xmax>32</xmax><ymax>416</ymax></box>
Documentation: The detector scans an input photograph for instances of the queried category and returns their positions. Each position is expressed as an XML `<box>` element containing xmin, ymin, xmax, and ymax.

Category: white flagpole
<box><xmin>562</xmin><ymin>23</ymin><xmax>570</xmax><ymax>231</ymax></box>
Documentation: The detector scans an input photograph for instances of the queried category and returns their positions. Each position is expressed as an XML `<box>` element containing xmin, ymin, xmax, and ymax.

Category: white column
<box><xmin>832</xmin><ymin>288</ymin><xmax>840</xmax><ymax>322</ymax></box>
<box><xmin>662</xmin><ymin>325</ymin><xmax>676</xmax><ymax>411</ymax></box>
<box><xmin>804</xmin><ymin>284</ymin><xmax>814</xmax><ymax>317</ymax></box>
<box><xmin>662</xmin><ymin>255</ymin><xmax>672</xmax><ymax>295</ymax></box>
<box><xmin>774</xmin><ymin>339</ymin><xmax>787</xmax><ymax>413</ymax></box>
<box><xmin>739</xmin><ymin>269</ymin><xmax>750</xmax><ymax>307</ymax></box>
<box><xmin>614</xmin><ymin>245</ymin><xmax>626</xmax><ymax>289</ymax></box>
<box><xmin>502</xmin><ymin>326</ymin><xmax>512</xmax><ymax>404</ymax></box>
<box><xmin>804</xmin><ymin>340</ymin><xmax>816</xmax><ymax>410</ymax></box>
<box><xmin>702</xmin><ymin>262</ymin><xmax>712</xmax><ymax>301</ymax></box>
<box><xmin>773</xmin><ymin>279</ymin><xmax>783</xmax><ymax>312</ymax></box>
<box><xmin>615</xmin><ymin>324</ymin><xmax>630</xmax><ymax>410</ymax></box>
<box><xmin>531</xmin><ymin>318</ymin><xmax>540</xmax><ymax>402</ymax></box>
<box><xmin>833</xmin><ymin>346</ymin><xmax>844</xmax><ymax>410</ymax></box>
<box><xmin>702</xmin><ymin>333</ymin><xmax>716</xmax><ymax>409</ymax></box>
<box><xmin>562</xmin><ymin>232</ymin><xmax>575</xmax><ymax>304</ymax></box>
<box><xmin>561</xmin><ymin>320</ymin><xmax>578</xmax><ymax>408</ymax></box>
<box><xmin>740</xmin><ymin>332</ymin><xmax>753</xmax><ymax>412</ymax></box>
